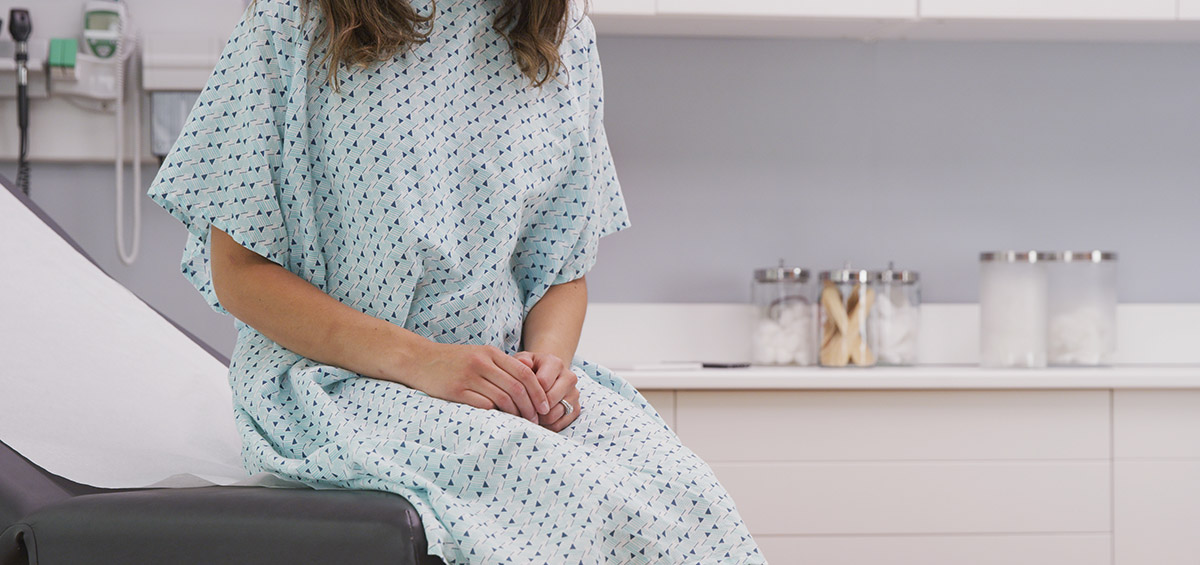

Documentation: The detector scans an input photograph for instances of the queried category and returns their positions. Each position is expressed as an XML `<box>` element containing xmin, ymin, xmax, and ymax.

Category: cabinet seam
<box><xmin>1109</xmin><ymin>389</ymin><xmax>1116</xmax><ymax>565</ymax></box>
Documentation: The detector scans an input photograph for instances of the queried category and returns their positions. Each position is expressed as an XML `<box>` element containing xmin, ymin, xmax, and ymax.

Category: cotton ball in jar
<box><xmin>1049</xmin><ymin>306</ymin><xmax>1114</xmax><ymax>366</ymax></box>
<box><xmin>872</xmin><ymin>291</ymin><xmax>920</xmax><ymax>365</ymax></box>
<box><xmin>752</xmin><ymin>299</ymin><xmax>815</xmax><ymax>366</ymax></box>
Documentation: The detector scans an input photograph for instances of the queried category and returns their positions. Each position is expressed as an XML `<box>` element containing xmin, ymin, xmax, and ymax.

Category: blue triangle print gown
<box><xmin>148</xmin><ymin>0</ymin><xmax>764</xmax><ymax>562</ymax></box>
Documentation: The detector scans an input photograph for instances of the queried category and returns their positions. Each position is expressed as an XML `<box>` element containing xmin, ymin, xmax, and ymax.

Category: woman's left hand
<box><xmin>513</xmin><ymin>351</ymin><xmax>580</xmax><ymax>432</ymax></box>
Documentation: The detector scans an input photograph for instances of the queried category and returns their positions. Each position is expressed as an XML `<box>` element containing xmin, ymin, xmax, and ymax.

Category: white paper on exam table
<box><xmin>0</xmin><ymin>187</ymin><xmax>254</xmax><ymax>489</ymax></box>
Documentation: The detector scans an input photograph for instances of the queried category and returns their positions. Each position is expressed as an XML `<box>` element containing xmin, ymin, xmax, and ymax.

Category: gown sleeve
<box><xmin>551</xmin><ymin>22</ymin><xmax>632</xmax><ymax>286</ymax></box>
<box><xmin>146</xmin><ymin>1</ymin><xmax>299</xmax><ymax>315</ymax></box>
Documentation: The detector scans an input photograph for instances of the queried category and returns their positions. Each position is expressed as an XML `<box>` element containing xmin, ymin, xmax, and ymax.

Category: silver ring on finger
<box><xmin>559</xmin><ymin>398</ymin><xmax>574</xmax><ymax>416</ymax></box>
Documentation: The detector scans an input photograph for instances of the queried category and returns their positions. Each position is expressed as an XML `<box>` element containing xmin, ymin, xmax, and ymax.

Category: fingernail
<box><xmin>540</xmin><ymin>401</ymin><xmax>550</xmax><ymax>414</ymax></box>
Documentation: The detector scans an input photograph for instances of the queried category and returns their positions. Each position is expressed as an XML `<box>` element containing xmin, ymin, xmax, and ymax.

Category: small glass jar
<box><xmin>818</xmin><ymin>268</ymin><xmax>876</xmax><ymax>368</ymax></box>
<box><xmin>871</xmin><ymin>263</ymin><xmax>921</xmax><ymax>366</ymax></box>
<box><xmin>1048</xmin><ymin>251</ymin><xmax>1117</xmax><ymax>366</ymax></box>
<box><xmin>751</xmin><ymin>264</ymin><xmax>817</xmax><ymax>366</ymax></box>
<box><xmin>980</xmin><ymin>251</ymin><xmax>1056</xmax><ymax>368</ymax></box>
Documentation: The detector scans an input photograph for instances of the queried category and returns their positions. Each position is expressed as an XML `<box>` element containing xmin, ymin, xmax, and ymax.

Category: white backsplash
<box><xmin>577</xmin><ymin>303</ymin><xmax>1200</xmax><ymax>369</ymax></box>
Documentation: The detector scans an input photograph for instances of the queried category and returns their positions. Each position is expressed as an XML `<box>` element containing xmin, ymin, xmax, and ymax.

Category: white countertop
<box><xmin>618</xmin><ymin>365</ymin><xmax>1200</xmax><ymax>390</ymax></box>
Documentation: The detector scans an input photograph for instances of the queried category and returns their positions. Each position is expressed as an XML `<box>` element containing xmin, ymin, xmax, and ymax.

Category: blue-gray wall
<box><xmin>588</xmin><ymin>37</ymin><xmax>1200</xmax><ymax>306</ymax></box>
<box><xmin>12</xmin><ymin>37</ymin><xmax>1200</xmax><ymax>358</ymax></box>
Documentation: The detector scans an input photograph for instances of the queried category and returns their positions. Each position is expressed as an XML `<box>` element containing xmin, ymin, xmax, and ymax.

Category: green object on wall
<box><xmin>49</xmin><ymin>38</ymin><xmax>79</xmax><ymax>68</ymax></box>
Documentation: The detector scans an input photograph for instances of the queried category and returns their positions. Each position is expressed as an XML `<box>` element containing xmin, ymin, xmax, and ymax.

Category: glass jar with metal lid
<box><xmin>748</xmin><ymin>261</ymin><xmax>816</xmax><ymax>364</ymax></box>
<box><xmin>980</xmin><ymin>251</ymin><xmax>1057</xmax><ymax>368</ymax></box>
<box><xmin>818</xmin><ymin>267</ymin><xmax>876</xmax><ymax>368</ymax></box>
<box><xmin>870</xmin><ymin>262</ymin><xmax>921</xmax><ymax>366</ymax></box>
<box><xmin>752</xmin><ymin>262</ymin><xmax>817</xmax><ymax>366</ymax></box>
<box><xmin>1048</xmin><ymin>251</ymin><xmax>1117</xmax><ymax>366</ymax></box>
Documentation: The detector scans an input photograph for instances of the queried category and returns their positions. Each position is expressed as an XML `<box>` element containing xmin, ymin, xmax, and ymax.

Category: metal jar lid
<box><xmin>979</xmin><ymin>251</ymin><xmax>1059</xmax><ymax>263</ymax></box>
<box><xmin>755</xmin><ymin>263</ymin><xmax>811</xmax><ymax>283</ymax></box>
<box><xmin>819</xmin><ymin>268</ymin><xmax>872</xmax><ymax>284</ymax></box>
<box><xmin>1059</xmin><ymin>250</ymin><xmax>1117</xmax><ymax>263</ymax></box>
<box><xmin>875</xmin><ymin>261</ymin><xmax>919</xmax><ymax>284</ymax></box>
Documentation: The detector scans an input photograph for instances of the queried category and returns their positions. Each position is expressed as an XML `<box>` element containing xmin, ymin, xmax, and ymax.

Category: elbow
<box><xmin>209</xmin><ymin>226</ymin><xmax>252</xmax><ymax>316</ymax></box>
<box><xmin>210</xmin><ymin>246</ymin><xmax>242</xmax><ymax>316</ymax></box>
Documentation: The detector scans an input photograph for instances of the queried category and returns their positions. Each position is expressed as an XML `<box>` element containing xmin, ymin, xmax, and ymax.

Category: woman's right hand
<box><xmin>410</xmin><ymin>342</ymin><xmax>551</xmax><ymax>423</ymax></box>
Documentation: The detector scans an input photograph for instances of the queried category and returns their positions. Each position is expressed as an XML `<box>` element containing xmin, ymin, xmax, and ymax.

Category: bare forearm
<box><xmin>521</xmin><ymin>276</ymin><xmax>588</xmax><ymax>363</ymax></box>
<box><xmin>211</xmin><ymin>230</ymin><xmax>431</xmax><ymax>385</ymax></box>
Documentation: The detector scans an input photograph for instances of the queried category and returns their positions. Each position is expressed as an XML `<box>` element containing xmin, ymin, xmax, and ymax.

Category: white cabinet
<box><xmin>625</xmin><ymin>378</ymin><xmax>1200</xmax><ymax>565</ymax></box>
<box><xmin>919</xmin><ymin>0</ymin><xmax>1176</xmax><ymax>20</ymax></box>
<box><xmin>656</xmin><ymin>0</ymin><xmax>917</xmax><ymax>19</ymax></box>
<box><xmin>1182</xmin><ymin>1</ymin><xmax>1200</xmax><ymax>20</ymax></box>
<box><xmin>639</xmin><ymin>390</ymin><xmax>675</xmax><ymax>429</ymax></box>
<box><xmin>675</xmin><ymin>390</ymin><xmax>1109</xmax><ymax>461</ymax></box>
<box><xmin>666</xmin><ymin>389</ymin><xmax>1112</xmax><ymax>565</ymax></box>
<box><xmin>758</xmin><ymin>535</ymin><xmax>1111</xmax><ymax>565</ymax></box>
<box><xmin>1115</xmin><ymin>461</ymin><xmax>1200</xmax><ymax>565</ymax></box>
<box><xmin>584</xmin><ymin>0</ymin><xmax>1200</xmax><ymax>39</ymax></box>
<box><xmin>1113</xmin><ymin>391</ymin><xmax>1200</xmax><ymax>565</ymax></box>
<box><xmin>589</xmin><ymin>0</ymin><xmax>655</xmax><ymax>16</ymax></box>
<box><xmin>712</xmin><ymin>461</ymin><xmax>1110</xmax><ymax>536</ymax></box>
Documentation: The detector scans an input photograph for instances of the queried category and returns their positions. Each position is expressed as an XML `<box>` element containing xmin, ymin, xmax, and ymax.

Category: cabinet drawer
<box><xmin>714</xmin><ymin>462</ymin><xmax>1111</xmax><ymax>535</ymax></box>
<box><xmin>1114</xmin><ymin>390</ymin><xmax>1200</xmax><ymax>459</ymax></box>
<box><xmin>640</xmin><ymin>390</ymin><xmax>675</xmax><ymax>429</ymax></box>
<box><xmin>676</xmin><ymin>390</ymin><xmax>1109</xmax><ymax>462</ymax></box>
<box><xmin>756</xmin><ymin>533</ymin><xmax>1111</xmax><ymax>565</ymax></box>
<box><xmin>1114</xmin><ymin>461</ymin><xmax>1200</xmax><ymax>565</ymax></box>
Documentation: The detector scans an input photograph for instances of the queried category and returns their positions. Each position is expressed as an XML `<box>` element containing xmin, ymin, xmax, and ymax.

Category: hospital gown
<box><xmin>147</xmin><ymin>0</ymin><xmax>763</xmax><ymax>562</ymax></box>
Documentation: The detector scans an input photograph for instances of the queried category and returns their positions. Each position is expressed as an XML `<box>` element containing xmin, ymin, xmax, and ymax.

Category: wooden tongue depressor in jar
<box><xmin>819</xmin><ymin>268</ymin><xmax>876</xmax><ymax>367</ymax></box>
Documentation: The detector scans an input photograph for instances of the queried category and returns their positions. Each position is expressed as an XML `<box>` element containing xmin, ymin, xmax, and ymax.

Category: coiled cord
<box><xmin>16</xmin><ymin>46</ymin><xmax>29</xmax><ymax>196</ymax></box>
<box><xmin>15</xmin><ymin>87</ymin><xmax>29</xmax><ymax>195</ymax></box>
<box><xmin>114</xmin><ymin>14</ymin><xmax>142</xmax><ymax>265</ymax></box>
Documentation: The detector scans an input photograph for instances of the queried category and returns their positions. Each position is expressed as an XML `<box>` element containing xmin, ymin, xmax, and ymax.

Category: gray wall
<box><xmin>11</xmin><ymin>37</ymin><xmax>1200</xmax><ymax>358</ymax></box>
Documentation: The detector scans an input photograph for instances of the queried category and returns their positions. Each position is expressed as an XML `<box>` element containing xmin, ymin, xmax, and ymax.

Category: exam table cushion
<box><xmin>4</xmin><ymin>485</ymin><xmax>431</xmax><ymax>565</ymax></box>
<box><xmin>1</xmin><ymin>423</ymin><xmax>438</xmax><ymax>565</ymax></box>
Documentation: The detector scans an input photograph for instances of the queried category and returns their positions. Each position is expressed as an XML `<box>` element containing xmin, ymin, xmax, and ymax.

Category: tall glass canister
<box><xmin>871</xmin><ymin>263</ymin><xmax>921</xmax><ymax>366</ymax></box>
<box><xmin>979</xmin><ymin>251</ymin><xmax>1057</xmax><ymax>368</ymax></box>
<box><xmin>751</xmin><ymin>265</ymin><xmax>817</xmax><ymax>366</ymax></box>
<box><xmin>1048</xmin><ymin>251</ymin><xmax>1118</xmax><ymax>366</ymax></box>
<box><xmin>818</xmin><ymin>268</ymin><xmax>876</xmax><ymax>368</ymax></box>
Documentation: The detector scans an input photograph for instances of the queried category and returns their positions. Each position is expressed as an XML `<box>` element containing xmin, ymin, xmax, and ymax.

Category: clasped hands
<box><xmin>419</xmin><ymin>343</ymin><xmax>580</xmax><ymax>432</ymax></box>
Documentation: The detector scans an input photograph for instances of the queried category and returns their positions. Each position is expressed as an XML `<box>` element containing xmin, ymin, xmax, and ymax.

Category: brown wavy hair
<box><xmin>302</xmin><ymin>0</ymin><xmax>580</xmax><ymax>90</ymax></box>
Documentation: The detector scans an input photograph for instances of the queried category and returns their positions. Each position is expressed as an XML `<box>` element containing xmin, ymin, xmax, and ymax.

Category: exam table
<box><xmin>0</xmin><ymin>177</ymin><xmax>441</xmax><ymax>565</ymax></box>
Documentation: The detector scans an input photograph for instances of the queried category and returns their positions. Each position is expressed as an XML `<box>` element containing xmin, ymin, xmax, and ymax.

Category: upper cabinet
<box><xmin>1181</xmin><ymin>0</ymin><xmax>1200</xmax><ymax>20</ymax></box>
<box><xmin>919</xmin><ymin>0</ymin><xmax>1176</xmax><ymax>21</ymax></box>
<box><xmin>589</xmin><ymin>0</ymin><xmax>656</xmax><ymax>16</ymax></box>
<box><xmin>589</xmin><ymin>0</ymin><xmax>1200</xmax><ymax>41</ymax></box>
<box><xmin>655</xmin><ymin>0</ymin><xmax>917</xmax><ymax>19</ymax></box>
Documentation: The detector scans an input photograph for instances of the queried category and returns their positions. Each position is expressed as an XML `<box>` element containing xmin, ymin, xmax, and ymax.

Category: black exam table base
<box><xmin>0</xmin><ymin>176</ymin><xmax>442</xmax><ymax>565</ymax></box>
